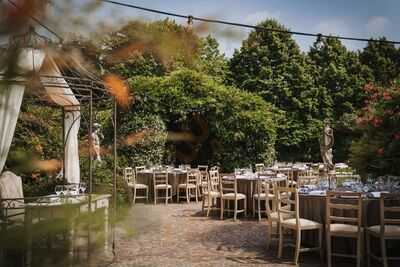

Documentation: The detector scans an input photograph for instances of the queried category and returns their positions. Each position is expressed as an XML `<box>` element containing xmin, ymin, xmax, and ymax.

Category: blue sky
<box><xmin>91</xmin><ymin>0</ymin><xmax>400</xmax><ymax>57</ymax></box>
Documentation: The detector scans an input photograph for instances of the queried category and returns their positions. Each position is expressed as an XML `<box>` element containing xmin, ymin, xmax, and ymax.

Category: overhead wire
<box><xmin>100</xmin><ymin>0</ymin><xmax>400</xmax><ymax>45</ymax></box>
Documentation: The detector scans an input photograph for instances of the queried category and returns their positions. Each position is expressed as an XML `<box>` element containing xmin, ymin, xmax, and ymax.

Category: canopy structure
<box><xmin>0</xmin><ymin>26</ymin><xmax>118</xmax><ymax>254</ymax></box>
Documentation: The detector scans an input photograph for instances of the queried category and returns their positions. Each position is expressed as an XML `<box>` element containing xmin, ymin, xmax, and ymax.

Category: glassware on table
<box><xmin>55</xmin><ymin>185</ymin><xmax>64</xmax><ymax>196</ymax></box>
<box><xmin>79</xmin><ymin>182</ymin><xmax>87</xmax><ymax>194</ymax></box>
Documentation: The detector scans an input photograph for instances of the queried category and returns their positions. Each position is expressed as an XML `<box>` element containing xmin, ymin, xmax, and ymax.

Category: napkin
<box><xmin>308</xmin><ymin>190</ymin><xmax>326</xmax><ymax>196</ymax></box>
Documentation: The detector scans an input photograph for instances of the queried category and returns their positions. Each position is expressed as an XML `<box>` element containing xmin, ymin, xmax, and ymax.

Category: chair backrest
<box><xmin>220</xmin><ymin>175</ymin><xmax>237</xmax><ymax>197</ymax></box>
<box><xmin>298</xmin><ymin>169</ymin><xmax>319</xmax><ymax>186</ymax></box>
<box><xmin>380</xmin><ymin>193</ymin><xmax>400</xmax><ymax>231</ymax></box>
<box><xmin>209</xmin><ymin>170</ymin><xmax>220</xmax><ymax>192</ymax></box>
<box><xmin>255</xmin><ymin>163</ymin><xmax>265</xmax><ymax>173</ymax></box>
<box><xmin>210</xmin><ymin>166</ymin><xmax>220</xmax><ymax>172</ymax></box>
<box><xmin>276</xmin><ymin>186</ymin><xmax>298</xmax><ymax>223</ymax></box>
<box><xmin>135</xmin><ymin>166</ymin><xmax>146</xmax><ymax>173</ymax></box>
<box><xmin>277</xmin><ymin>169</ymin><xmax>295</xmax><ymax>187</ymax></box>
<box><xmin>187</xmin><ymin>169</ymin><xmax>199</xmax><ymax>185</ymax></box>
<box><xmin>123</xmin><ymin>167</ymin><xmax>135</xmax><ymax>184</ymax></box>
<box><xmin>197</xmin><ymin>165</ymin><xmax>209</xmax><ymax>183</ymax></box>
<box><xmin>153</xmin><ymin>171</ymin><xmax>168</xmax><ymax>186</ymax></box>
<box><xmin>326</xmin><ymin>191</ymin><xmax>362</xmax><ymax>228</ymax></box>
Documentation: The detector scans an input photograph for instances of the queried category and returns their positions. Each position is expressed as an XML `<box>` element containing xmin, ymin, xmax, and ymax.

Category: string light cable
<box><xmin>100</xmin><ymin>0</ymin><xmax>400</xmax><ymax>45</ymax></box>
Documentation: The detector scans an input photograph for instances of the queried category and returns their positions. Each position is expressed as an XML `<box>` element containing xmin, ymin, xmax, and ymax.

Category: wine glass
<box><xmin>55</xmin><ymin>185</ymin><xmax>64</xmax><ymax>196</ymax></box>
<box><xmin>79</xmin><ymin>182</ymin><xmax>87</xmax><ymax>194</ymax></box>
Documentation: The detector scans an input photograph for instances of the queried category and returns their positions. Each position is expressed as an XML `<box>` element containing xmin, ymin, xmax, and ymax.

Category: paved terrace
<box><xmin>108</xmin><ymin>203</ymin><xmax>331</xmax><ymax>267</ymax></box>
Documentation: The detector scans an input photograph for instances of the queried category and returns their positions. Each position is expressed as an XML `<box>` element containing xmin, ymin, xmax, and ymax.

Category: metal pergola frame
<box><xmin>0</xmin><ymin>71</ymin><xmax>119</xmax><ymax>261</ymax></box>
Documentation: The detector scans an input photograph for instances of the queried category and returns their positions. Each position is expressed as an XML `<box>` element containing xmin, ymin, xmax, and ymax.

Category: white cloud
<box><xmin>366</xmin><ymin>16</ymin><xmax>389</xmax><ymax>34</ymax></box>
<box><xmin>244</xmin><ymin>10</ymin><xmax>280</xmax><ymax>25</ymax></box>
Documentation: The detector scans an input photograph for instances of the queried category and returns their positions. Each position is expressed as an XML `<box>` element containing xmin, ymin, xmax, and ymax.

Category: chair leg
<box><xmin>146</xmin><ymin>188</ymin><xmax>149</xmax><ymax>203</ymax></box>
<box><xmin>318</xmin><ymin>228</ymin><xmax>323</xmax><ymax>262</ymax></box>
<box><xmin>266</xmin><ymin>220</ymin><xmax>272</xmax><ymax>250</ymax></box>
<box><xmin>357</xmin><ymin>234</ymin><xmax>362</xmax><ymax>267</ymax></box>
<box><xmin>278</xmin><ymin>224</ymin><xmax>283</xmax><ymax>258</ymax></box>
<box><xmin>195</xmin><ymin>187</ymin><xmax>198</xmax><ymax>203</ymax></box>
<box><xmin>234</xmin><ymin>199</ymin><xmax>237</xmax><ymax>221</ymax></box>
<box><xmin>252</xmin><ymin>197</ymin><xmax>255</xmax><ymax>218</ymax></box>
<box><xmin>165</xmin><ymin>189</ymin><xmax>168</xmax><ymax>205</ymax></box>
<box><xmin>381</xmin><ymin>237</ymin><xmax>388</xmax><ymax>267</ymax></box>
<box><xmin>294</xmin><ymin>229</ymin><xmax>301</xmax><ymax>265</ymax></box>
<box><xmin>133</xmin><ymin>188</ymin><xmax>136</xmax><ymax>204</ymax></box>
<box><xmin>220</xmin><ymin>199</ymin><xmax>224</xmax><ymax>220</ymax></box>
<box><xmin>186</xmin><ymin>188</ymin><xmax>189</xmax><ymax>204</ymax></box>
<box><xmin>244</xmin><ymin>198</ymin><xmax>247</xmax><ymax>217</ymax></box>
<box><xmin>177</xmin><ymin>188</ymin><xmax>180</xmax><ymax>203</ymax></box>
<box><xmin>327</xmin><ymin>233</ymin><xmax>332</xmax><ymax>267</ymax></box>
<box><xmin>257</xmin><ymin>199</ymin><xmax>261</xmax><ymax>221</ymax></box>
<box><xmin>154</xmin><ymin>188</ymin><xmax>157</xmax><ymax>205</ymax></box>
<box><xmin>206</xmin><ymin>195</ymin><xmax>211</xmax><ymax>217</ymax></box>
<box><xmin>366</xmin><ymin>232</ymin><xmax>371</xmax><ymax>267</ymax></box>
<box><xmin>202</xmin><ymin>194</ymin><xmax>205</xmax><ymax>213</ymax></box>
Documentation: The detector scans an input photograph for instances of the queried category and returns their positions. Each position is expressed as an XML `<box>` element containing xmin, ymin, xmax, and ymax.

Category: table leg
<box><xmin>104</xmin><ymin>207</ymin><xmax>109</xmax><ymax>252</ymax></box>
<box><xmin>25</xmin><ymin>211</ymin><xmax>32</xmax><ymax>267</ymax></box>
<box><xmin>68</xmin><ymin>219</ymin><xmax>75</xmax><ymax>267</ymax></box>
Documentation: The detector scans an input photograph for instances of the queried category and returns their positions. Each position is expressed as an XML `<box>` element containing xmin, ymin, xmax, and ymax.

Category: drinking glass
<box><xmin>79</xmin><ymin>182</ymin><xmax>87</xmax><ymax>194</ymax></box>
<box><xmin>55</xmin><ymin>185</ymin><xmax>64</xmax><ymax>196</ymax></box>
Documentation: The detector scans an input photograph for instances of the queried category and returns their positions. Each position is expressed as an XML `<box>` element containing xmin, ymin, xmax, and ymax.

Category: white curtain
<box><xmin>40</xmin><ymin>57</ymin><xmax>80</xmax><ymax>184</ymax></box>
<box><xmin>0</xmin><ymin>48</ymin><xmax>45</xmax><ymax>174</ymax></box>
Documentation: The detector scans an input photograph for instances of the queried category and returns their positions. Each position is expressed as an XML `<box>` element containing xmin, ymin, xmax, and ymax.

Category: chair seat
<box><xmin>128</xmin><ymin>183</ymin><xmax>148</xmax><ymax>189</ymax></box>
<box><xmin>155</xmin><ymin>184</ymin><xmax>172</xmax><ymax>189</ymax></box>
<box><xmin>221</xmin><ymin>193</ymin><xmax>246</xmax><ymax>200</ymax></box>
<box><xmin>330</xmin><ymin>223</ymin><xmax>363</xmax><ymax>235</ymax></box>
<box><xmin>205</xmin><ymin>191</ymin><xmax>220</xmax><ymax>197</ymax></box>
<box><xmin>253</xmin><ymin>193</ymin><xmax>274</xmax><ymax>199</ymax></box>
<box><xmin>282</xmin><ymin>218</ymin><xmax>322</xmax><ymax>230</ymax></box>
<box><xmin>368</xmin><ymin>225</ymin><xmax>400</xmax><ymax>237</ymax></box>
<box><xmin>177</xmin><ymin>183</ymin><xmax>196</xmax><ymax>189</ymax></box>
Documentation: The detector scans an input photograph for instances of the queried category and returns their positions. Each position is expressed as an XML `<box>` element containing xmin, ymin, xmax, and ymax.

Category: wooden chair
<box><xmin>197</xmin><ymin>165</ymin><xmax>209</xmax><ymax>196</ymax></box>
<box><xmin>153</xmin><ymin>171</ymin><xmax>172</xmax><ymax>204</ymax></box>
<box><xmin>220</xmin><ymin>175</ymin><xmax>246</xmax><ymax>221</ymax></box>
<box><xmin>177</xmin><ymin>169</ymin><xmax>199</xmax><ymax>203</ymax></box>
<box><xmin>277</xmin><ymin>186</ymin><xmax>323</xmax><ymax>265</ymax></box>
<box><xmin>124</xmin><ymin>167</ymin><xmax>148</xmax><ymax>204</ymax></box>
<box><xmin>297</xmin><ymin>169</ymin><xmax>319</xmax><ymax>187</ymax></box>
<box><xmin>278</xmin><ymin>169</ymin><xmax>296</xmax><ymax>188</ymax></box>
<box><xmin>255</xmin><ymin>163</ymin><xmax>265</xmax><ymax>173</ymax></box>
<box><xmin>135</xmin><ymin>165</ymin><xmax>146</xmax><ymax>173</ymax></box>
<box><xmin>326</xmin><ymin>191</ymin><xmax>363</xmax><ymax>267</ymax></box>
<box><xmin>252</xmin><ymin>174</ymin><xmax>274</xmax><ymax>221</ymax></box>
<box><xmin>202</xmin><ymin>169</ymin><xmax>220</xmax><ymax>216</ymax></box>
<box><xmin>265</xmin><ymin>181</ymin><xmax>289</xmax><ymax>249</ymax></box>
<box><xmin>367</xmin><ymin>193</ymin><xmax>400</xmax><ymax>267</ymax></box>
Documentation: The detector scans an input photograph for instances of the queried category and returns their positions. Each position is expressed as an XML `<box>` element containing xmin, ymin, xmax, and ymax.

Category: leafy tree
<box><xmin>360</xmin><ymin>38</ymin><xmax>400</xmax><ymax>85</ymax></box>
<box><xmin>195</xmin><ymin>35</ymin><xmax>230</xmax><ymax>83</ymax></box>
<box><xmin>350</xmin><ymin>82</ymin><xmax>400</xmax><ymax>177</ymax></box>
<box><xmin>308</xmin><ymin>37</ymin><xmax>373</xmax><ymax>161</ymax></box>
<box><xmin>229</xmin><ymin>19</ymin><xmax>321</xmax><ymax>161</ymax></box>
<box><xmin>128</xmin><ymin>69</ymin><xmax>280</xmax><ymax>171</ymax></box>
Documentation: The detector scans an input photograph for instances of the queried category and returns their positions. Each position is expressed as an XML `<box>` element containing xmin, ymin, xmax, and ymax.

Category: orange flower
<box><xmin>103</xmin><ymin>74</ymin><xmax>132</xmax><ymax>108</ymax></box>
<box><xmin>377</xmin><ymin>148</ymin><xmax>384</xmax><ymax>155</ymax></box>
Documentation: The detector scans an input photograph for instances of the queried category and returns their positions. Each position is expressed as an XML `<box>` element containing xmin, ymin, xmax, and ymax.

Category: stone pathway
<box><xmin>109</xmin><ymin>203</ymin><xmax>325</xmax><ymax>267</ymax></box>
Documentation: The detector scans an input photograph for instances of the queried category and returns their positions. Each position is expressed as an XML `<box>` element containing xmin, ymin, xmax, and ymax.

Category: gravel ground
<box><xmin>108</xmin><ymin>202</ymin><xmax>326</xmax><ymax>267</ymax></box>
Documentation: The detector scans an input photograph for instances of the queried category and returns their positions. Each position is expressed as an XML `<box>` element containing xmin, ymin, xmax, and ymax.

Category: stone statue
<box><xmin>320</xmin><ymin>123</ymin><xmax>334</xmax><ymax>171</ymax></box>
<box><xmin>92</xmin><ymin>123</ymin><xmax>104</xmax><ymax>165</ymax></box>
